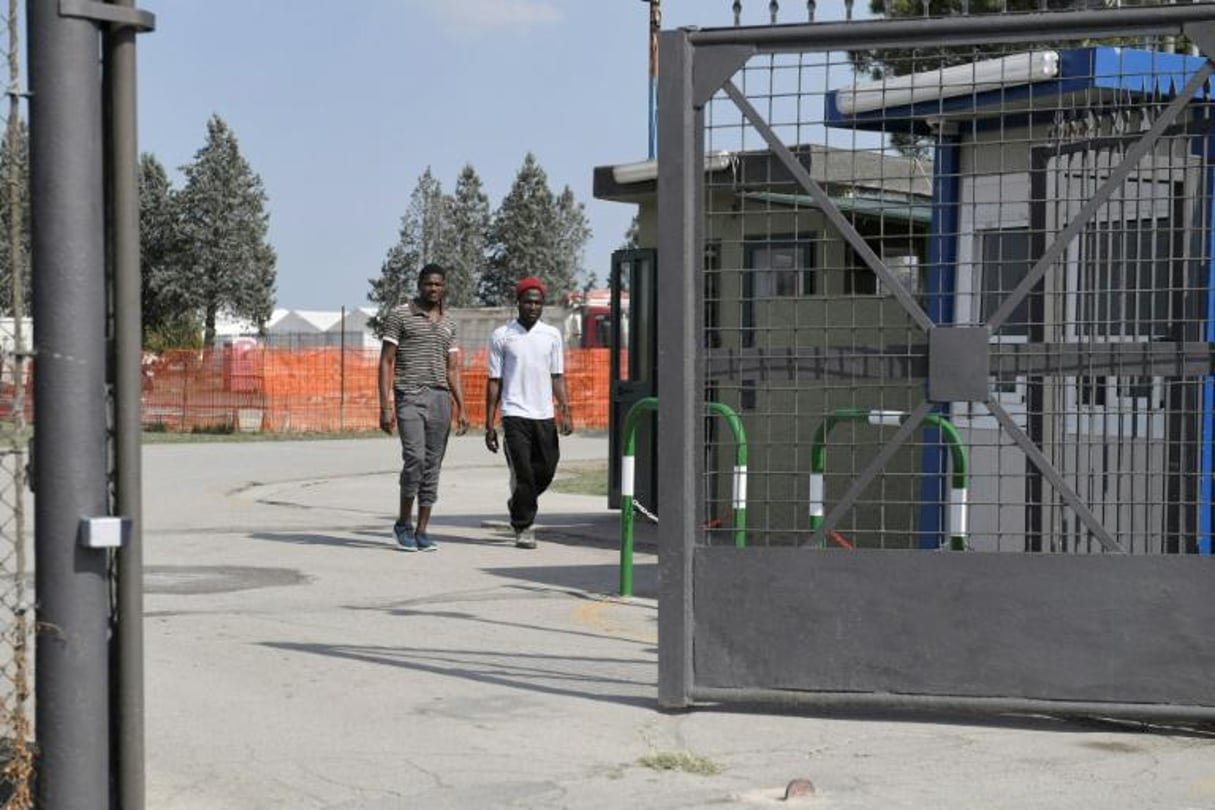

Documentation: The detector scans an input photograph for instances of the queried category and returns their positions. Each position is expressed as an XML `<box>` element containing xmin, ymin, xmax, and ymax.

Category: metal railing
<box><xmin>619</xmin><ymin>397</ymin><xmax>748</xmax><ymax>595</ymax></box>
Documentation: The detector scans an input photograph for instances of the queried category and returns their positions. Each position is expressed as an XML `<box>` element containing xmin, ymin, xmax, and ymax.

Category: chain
<box><xmin>632</xmin><ymin>499</ymin><xmax>659</xmax><ymax>524</ymax></box>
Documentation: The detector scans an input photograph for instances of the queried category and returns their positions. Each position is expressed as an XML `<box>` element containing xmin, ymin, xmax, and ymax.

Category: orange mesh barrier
<box><xmin>140</xmin><ymin>346</ymin><xmax>617</xmax><ymax>434</ymax></box>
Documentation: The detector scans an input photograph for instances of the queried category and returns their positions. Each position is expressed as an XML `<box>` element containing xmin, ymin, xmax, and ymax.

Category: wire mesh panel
<box><xmin>658</xmin><ymin>3</ymin><xmax>1215</xmax><ymax>717</ymax></box>
<box><xmin>0</xmin><ymin>0</ymin><xmax>33</xmax><ymax>800</ymax></box>
<box><xmin>698</xmin><ymin>17</ymin><xmax>1215</xmax><ymax>556</ymax></box>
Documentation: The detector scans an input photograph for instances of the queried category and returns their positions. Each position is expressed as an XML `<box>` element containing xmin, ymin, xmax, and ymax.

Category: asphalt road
<box><xmin>141</xmin><ymin>434</ymin><xmax>1215</xmax><ymax>809</ymax></box>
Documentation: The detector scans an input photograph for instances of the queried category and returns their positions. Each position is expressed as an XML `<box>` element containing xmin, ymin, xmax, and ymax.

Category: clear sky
<box><xmin>136</xmin><ymin>1</ymin><xmax>841</xmax><ymax>310</ymax></box>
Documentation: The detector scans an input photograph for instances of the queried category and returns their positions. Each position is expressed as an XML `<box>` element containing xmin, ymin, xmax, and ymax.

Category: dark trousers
<box><xmin>502</xmin><ymin>416</ymin><xmax>560</xmax><ymax>531</ymax></box>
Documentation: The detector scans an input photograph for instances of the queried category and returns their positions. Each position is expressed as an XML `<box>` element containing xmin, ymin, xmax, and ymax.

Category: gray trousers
<box><xmin>395</xmin><ymin>387</ymin><xmax>452</xmax><ymax>507</ymax></box>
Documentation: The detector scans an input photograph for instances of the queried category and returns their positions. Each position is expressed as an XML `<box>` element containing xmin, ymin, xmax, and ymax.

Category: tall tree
<box><xmin>0</xmin><ymin>117</ymin><xmax>29</xmax><ymax>317</ymax></box>
<box><xmin>552</xmin><ymin>185</ymin><xmax>592</xmax><ymax>301</ymax></box>
<box><xmin>139</xmin><ymin>153</ymin><xmax>199</xmax><ymax>347</ymax></box>
<box><xmin>367</xmin><ymin>167</ymin><xmax>447</xmax><ymax>335</ymax></box>
<box><xmin>441</xmin><ymin>164</ymin><xmax>490</xmax><ymax>307</ymax></box>
<box><xmin>175</xmin><ymin>115</ymin><xmax>277</xmax><ymax>345</ymax></box>
<box><xmin>479</xmin><ymin>153</ymin><xmax>559</xmax><ymax>306</ymax></box>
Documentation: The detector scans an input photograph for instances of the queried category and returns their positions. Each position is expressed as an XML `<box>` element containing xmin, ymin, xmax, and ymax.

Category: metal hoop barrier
<box><xmin>809</xmin><ymin>408</ymin><xmax>970</xmax><ymax>551</ymax></box>
<box><xmin>619</xmin><ymin>397</ymin><xmax>749</xmax><ymax>596</ymax></box>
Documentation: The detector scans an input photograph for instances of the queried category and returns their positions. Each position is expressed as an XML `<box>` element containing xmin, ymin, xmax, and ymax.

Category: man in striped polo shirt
<box><xmin>378</xmin><ymin>263</ymin><xmax>469</xmax><ymax>551</ymax></box>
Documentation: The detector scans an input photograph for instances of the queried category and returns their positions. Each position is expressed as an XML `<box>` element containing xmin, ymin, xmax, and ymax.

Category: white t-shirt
<box><xmin>487</xmin><ymin>319</ymin><xmax>565</xmax><ymax>419</ymax></box>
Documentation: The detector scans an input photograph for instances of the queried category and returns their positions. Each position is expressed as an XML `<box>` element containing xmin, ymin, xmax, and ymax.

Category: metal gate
<box><xmin>655</xmin><ymin>5</ymin><xmax>1215</xmax><ymax>719</ymax></box>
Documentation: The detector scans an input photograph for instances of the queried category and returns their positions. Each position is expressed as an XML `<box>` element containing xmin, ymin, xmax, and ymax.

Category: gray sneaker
<box><xmin>515</xmin><ymin>526</ymin><xmax>537</xmax><ymax>549</ymax></box>
<box><xmin>393</xmin><ymin>521</ymin><xmax>417</xmax><ymax>552</ymax></box>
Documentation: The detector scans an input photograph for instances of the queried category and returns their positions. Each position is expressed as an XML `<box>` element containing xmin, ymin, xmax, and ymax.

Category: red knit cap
<box><xmin>515</xmin><ymin>276</ymin><xmax>547</xmax><ymax>300</ymax></box>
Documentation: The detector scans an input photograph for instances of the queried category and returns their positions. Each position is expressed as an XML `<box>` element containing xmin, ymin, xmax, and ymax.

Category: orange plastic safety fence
<box><xmin>140</xmin><ymin>346</ymin><xmax>617</xmax><ymax>434</ymax></box>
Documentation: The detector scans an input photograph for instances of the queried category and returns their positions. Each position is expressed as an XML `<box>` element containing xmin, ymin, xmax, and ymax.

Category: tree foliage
<box><xmin>371</xmin><ymin>154</ymin><xmax>595</xmax><ymax>311</ymax></box>
<box><xmin>175</xmin><ymin>115</ymin><xmax>277</xmax><ymax>345</ymax></box>
<box><xmin>367</xmin><ymin>167</ymin><xmax>447</xmax><ymax>336</ymax></box>
<box><xmin>552</xmin><ymin>185</ymin><xmax>592</xmax><ymax>299</ymax></box>
<box><xmin>481</xmin><ymin>153</ymin><xmax>570</xmax><ymax>306</ymax></box>
<box><xmin>139</xmin><ymin>153</ymin><xmax>199</xmax><ymax>347</ymax></box>
<box><xmin>442</xmin><ymin>164</ymin><xmax>490</xmax><ymax>307</ymax></box>
<box><xmin>0</xmin><ymin>118</ymin><xmax>29</xmax><ymax>317</ymax></box>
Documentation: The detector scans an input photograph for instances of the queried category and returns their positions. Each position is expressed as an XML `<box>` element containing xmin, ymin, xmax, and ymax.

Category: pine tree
<box><xmin>139</xmin><ymin>153</ymin><xmax>199</xmax><ymax>347</ymax></box>
<box><xmin>441</xmin><ymin>164</ymin><xmax>490</xmax><ymax>307</ymax></box>
<box><xmin>367</xmin><ymin>167</ymin><xmax>447</xmax><ymax>335</ymax></box>
<box><xmin>480</xmin><ymin>153</ymin><xmax>559</xmax><ymax>306</ymax></box>
<box><xmin>552</xmin><ymin>185</ymin><xmax>591</xmax><ymax>301</ymax></box>
<box><xmin>175</xmin><ymin>115</ymin><xmax>277</xmax><ymax>346</ymax></box>
<box><xmin>0</xmin><ymin>117</ymin><xmax>29</xmax><ymax>317</ymax></box>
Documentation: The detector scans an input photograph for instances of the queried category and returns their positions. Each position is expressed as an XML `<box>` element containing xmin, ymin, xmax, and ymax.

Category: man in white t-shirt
<box><xmin>484</xmin><ymin>276</ymin><xmax>574</xmax><ymax>549</ymax></box>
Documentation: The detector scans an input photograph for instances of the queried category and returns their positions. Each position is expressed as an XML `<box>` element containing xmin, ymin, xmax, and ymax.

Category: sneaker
<box><xmin>393</xmin><ymin>521</ymin><xmax>417</xmax><ymax>552</ymax></box>
<box><xmin>414</xmin><ymin>532</ymin><xmax>438</xmax><ymax>552</ymax></box>
<box><xmin>515</xmin><ymin>526</ymin><xmax>537</xmax><ymax>549</ymax></box>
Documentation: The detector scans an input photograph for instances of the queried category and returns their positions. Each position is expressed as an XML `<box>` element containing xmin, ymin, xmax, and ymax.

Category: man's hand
<box><xmin>559</xmin><ymin>405</ymin><xmax>574</xmax><ymax>437</ymax></box>
<box><xmin>455</xmin><ymin>414</ymin><xmax>470</xmax><ymax>436</ymax></box>
<box><xmin>484</xmin><ymin>427</ymin><xmax>499</xmax><ymax>453</ymax></box>
<box><xmin>379</xmin><ymin>408</ymin><xmax>394</xmax><ymax>435</ymax></box>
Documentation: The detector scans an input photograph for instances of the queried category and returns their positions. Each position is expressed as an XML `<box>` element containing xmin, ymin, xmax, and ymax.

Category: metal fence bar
<box><xmin>688</xmin><ymin>4</ymin><xmax>1215</xmax><ymax>50</ymax></box>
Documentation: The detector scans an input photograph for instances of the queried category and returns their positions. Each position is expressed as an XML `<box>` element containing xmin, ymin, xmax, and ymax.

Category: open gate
<box><xmin>655</xmin><ymin>6</ymin><xmax>1215</xmax><ymax>720</ymax></box>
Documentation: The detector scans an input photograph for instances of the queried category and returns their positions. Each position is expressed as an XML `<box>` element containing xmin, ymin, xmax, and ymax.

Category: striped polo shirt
<box><xmin>381</xmin><ymin>300</ymin><xmax>458</xmax><ymax>394</ymax></box>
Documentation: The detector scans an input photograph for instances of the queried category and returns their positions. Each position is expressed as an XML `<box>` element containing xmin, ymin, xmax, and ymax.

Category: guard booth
<box><xmin>826</xmin><ymin>45</ymin><xmax>1215</xmax><ymax>553</ymax></box>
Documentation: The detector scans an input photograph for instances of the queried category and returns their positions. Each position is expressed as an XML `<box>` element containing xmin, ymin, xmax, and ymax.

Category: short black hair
<box><xmin>418</xmin><ymin>263</ymin><xmax>447</xmax><ymax>284</ymax></box>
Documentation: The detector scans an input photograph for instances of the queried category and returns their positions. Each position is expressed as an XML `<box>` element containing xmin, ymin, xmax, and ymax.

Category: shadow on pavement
<box><xmin>258</xmin><ymin>639</ymin><xmax>658</xmax><ymax>709</ymax></box>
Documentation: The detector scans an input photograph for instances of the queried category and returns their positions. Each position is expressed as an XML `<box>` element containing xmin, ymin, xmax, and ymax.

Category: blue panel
<box><xmin>1202</xmin><ymin>164</ymin><xmax>1215</xmax><ymax>556</ymax></box>
<box><xmin>917</xmin><ymin>135</ymin><xmax>960</xmax><ymax>549</ymax></box>
<box><xmin>1091</xmin><ymin>47</ymin><xmax>1212</xmax><ymax>99</ymax></box>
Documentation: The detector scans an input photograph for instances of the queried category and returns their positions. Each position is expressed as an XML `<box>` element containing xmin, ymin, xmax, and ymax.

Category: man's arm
<box><xmin>447</xmin><ymin>349</ymin><xmax>468</xmax><ymax>435</ymax></box>
<box><xmin>378</xmin><ymin>340</ymin><xmax>397</xmax><ymax>435</ymax></box>
<box><xmin>552</xmin><ymin>374</ymin><xmax>573</xmax><ymax>436</ymax></box>
<box><xmin>484</xmin><ymin>378</ymin><xmax>502</xmax><ymax>452</ymax></box>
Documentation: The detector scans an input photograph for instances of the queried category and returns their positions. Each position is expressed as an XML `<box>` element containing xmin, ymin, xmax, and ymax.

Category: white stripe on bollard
<box><xmin>950</xmin><ymin>486</ymin><xmax>968</xmax><ymax>538</ymax></box>
<box><xmin>809</xmin><ymin>473</ymin><xmax>824</xmax><ymax>517</ymax></box>
<box><xmin>868</xmin><ymin>410</ymin><xmax>905</xmax><ymax>426</ymax></box>
<box><xmin>622</xmin><ymin>456</ymin><xmax>635</xmax><ymax>498</ymax></box>
<box><xmin>733</xmin><ymin>465</ymin><xmax>747</xmax><ymax>509</ymax></box>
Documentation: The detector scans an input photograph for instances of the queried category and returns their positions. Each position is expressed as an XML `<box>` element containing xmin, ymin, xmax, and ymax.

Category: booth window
<box><xmin>742</xmin><ymin>237</ymin><xmax>815</xmax><ymax>348</ymax></box>
<box><xmin>978</xmin><ymin>227</ymin><xmax>1032</xmax><ymax>337</ymax></box>
<box><xmin>1076</xmin><ymin>218</ymin><xmax>1173</xmax><ymax>340</ymax></box>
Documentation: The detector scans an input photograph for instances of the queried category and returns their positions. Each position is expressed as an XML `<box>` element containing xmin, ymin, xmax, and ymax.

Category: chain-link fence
<box><xmin>0</xmin><ymin>0</ymin><xmax>33</xmax><ymax>803</ymax></box>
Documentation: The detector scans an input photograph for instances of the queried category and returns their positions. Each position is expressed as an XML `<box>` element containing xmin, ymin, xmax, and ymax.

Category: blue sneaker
<box><xmin>414</xmin><ymin>532</ymin><xmax>438</xmax><ymax>552</ymax></box>
<box><xmin>393</xmin><ymin>521</ymin><xmax>417</xmax><ymax>552</ymax></box>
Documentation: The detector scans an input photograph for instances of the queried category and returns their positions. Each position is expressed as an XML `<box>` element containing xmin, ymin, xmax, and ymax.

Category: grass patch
<box><xmin>636</xmin><ymin>751</ymin><xmax>722</xmax><ymax>776</ymax></box>
<box><xmin>550</xmin><ymin>459</ymin><xmax>608</xmax><ymax>496</ymax></box>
